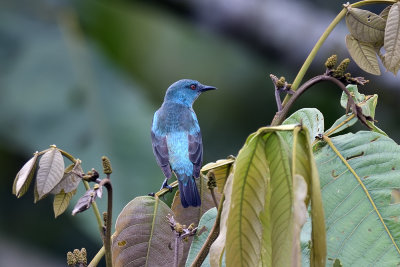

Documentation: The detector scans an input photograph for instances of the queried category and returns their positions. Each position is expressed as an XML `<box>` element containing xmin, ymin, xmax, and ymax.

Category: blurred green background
<box><xmin>1</xmin><ymin>0</ymin><xmax>399</xmax><ymax>266</ymax></box>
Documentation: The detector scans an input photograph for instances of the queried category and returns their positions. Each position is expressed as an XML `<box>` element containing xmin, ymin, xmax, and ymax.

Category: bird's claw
<box><xmin>161</xmin><ymin>178</ymin><xmax>173</xmax><ymax>192</ymax></box>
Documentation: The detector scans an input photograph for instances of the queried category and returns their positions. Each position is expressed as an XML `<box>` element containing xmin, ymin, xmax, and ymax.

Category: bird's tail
<box><xmin>178</xmin><ymin>174</ymin><xmax>201</xmax><ymax>208</ymax></box>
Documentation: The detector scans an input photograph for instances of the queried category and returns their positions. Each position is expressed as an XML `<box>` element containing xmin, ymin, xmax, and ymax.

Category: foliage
<box><xmin>11</xmin><ymin>1</ymin><xmax>400</xmax><ymax>267</ymax></box>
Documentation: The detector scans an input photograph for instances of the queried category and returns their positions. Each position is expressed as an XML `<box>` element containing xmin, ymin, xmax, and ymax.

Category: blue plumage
<box><xmin>151</xmin><ymin>79</ymin><xmax>216</xmax><ymax>208</ymax></box>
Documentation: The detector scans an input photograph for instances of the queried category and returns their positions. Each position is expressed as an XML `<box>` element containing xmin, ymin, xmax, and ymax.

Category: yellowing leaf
<box><xmin>201</xmin><ymin>158</ymin><xmax>235</xmax><ymax>193</ymax></box>
<box><xmin>346</xmin><ymin>7</ymin><xmax>386</xmax><ymax>43</ymax></box>
<box><xmin>53</xmin><ymin>189</ymin><xmax>76</xmax><ymax>218</ymax></box>
<box><xmin>345</xmin><ymin>34</ymin><xmax>381</xmax><ymax>75</ymax></box>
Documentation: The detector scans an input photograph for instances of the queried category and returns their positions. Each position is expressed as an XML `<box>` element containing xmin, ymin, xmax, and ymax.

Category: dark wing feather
<box><xmin>188</xmin><ymin>132</ymin><xmax>203</xmax><ymax>178</ymax></box>
<box><xmin>151</xmin><ymin>131</ymin><xmax>172</xmax><ymax>178</ymax></box>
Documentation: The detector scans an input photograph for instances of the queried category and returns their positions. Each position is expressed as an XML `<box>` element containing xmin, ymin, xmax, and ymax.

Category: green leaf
<box><xmin>51</xmin><ymin>161</ymin><xmax>83</xmax><ymax>194</ymax></box>
<box><xmin>345</xmin><ymin>34</ymin><xmax>381</xmax><ymax>75</ymax></box>
<box><xmin>292</xmin><ymin>128</ymin><xmax>326</xmax><ymax>266</ymax></box>
<box><xmin>171</xmin><ymin>175</ymin><xmax>221</xmax><ymax>265</ymax></box>
<box><xmin>314</xmin><ymin>132</ymin><xmax>400</xmax><ymax>265</ymax></box>
<box><xmin>53</xmin><ymin>189</ymin><xmax>76</xmax><ymax>218</ymax></box>
<box><xmin>36</xmin><ymin>148</ymin><xmax>64</xmax><ymax>200</ymax></box>
<box><xmin>282</xmin><ymin>108</ymin><xmax>324</xmax><ymax>143</ymax></box>
<box><xmin>261</xmin><ymin>132</ymin><xmax>293</xmax><ymax>267</ymax></box>
<box><xmin>112</xmin><ymin>196</ymin><xmax>178</xmax><ymax>266</ymax></box>
<box><xmin>201</xmin><ymin>158</ymin><xmax>235</xmax><ymax>194</ymax></box>
<box><xmin>225</xmin><ymin>132</ymin><xmax>270</xmax><ymax>267</ymax></box>
<box><xmin>345</xmin><ymin>7</ymin><xmax>386</xmax><ymax>43</ymax></box>
<box><xmin>384</xmin><ymin>3</ymin><xmax>400</xmax><ymax>75</ymax></box>
<box><xmin>13</xmin><ymin>152</ymin><xmax>39</xmax><ymax>198</ymax></box>
<box><xmin>185</xmin><ymin>207</ymin><xmax>217</xmax><ymax>267</ymax></box>
<box><xmin>209</xmin><ymin>173</ymin><xmax>233</xmax><ymax>267</ymax></box>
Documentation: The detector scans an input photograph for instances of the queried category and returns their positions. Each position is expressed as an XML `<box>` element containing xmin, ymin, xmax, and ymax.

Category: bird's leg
<box><xmin>160</xmin><ymin>177</ymin><xmax>173</xmax><ymax>191</ymax></box>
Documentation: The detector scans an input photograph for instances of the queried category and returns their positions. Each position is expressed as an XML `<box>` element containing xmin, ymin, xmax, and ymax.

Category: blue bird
<box><xmin>151</xmin><ymin>79</ymin><xmax>216</xmax><ymax>208</ymax></box>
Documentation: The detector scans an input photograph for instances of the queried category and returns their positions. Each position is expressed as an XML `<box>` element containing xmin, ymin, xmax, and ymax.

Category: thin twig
<box><xmin>88</xmin><ymin>246</ymin><xmax>105</xmax><ymax>267</ymax></box>
<box><xmin>271</xmin><ymin>75</ymin><xmax>356</xmax><ymax>126</ymax></box>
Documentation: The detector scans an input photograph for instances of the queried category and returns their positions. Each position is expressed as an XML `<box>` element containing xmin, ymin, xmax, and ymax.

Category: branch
<box><xmin>98</xmin><ymin>178</ymin><xmax>113</xmax><ymax>267</ymax></box>
<box><xmin>271</xmin><ymin>75</ymin><xmax>357</xmax><ymax>126</ymax></box>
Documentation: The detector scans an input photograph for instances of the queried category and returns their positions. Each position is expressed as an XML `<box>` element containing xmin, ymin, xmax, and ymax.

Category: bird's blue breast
<box><xmin>151</xmin><ymin>102</ymin><xmax>200</xmax><ymax>181</ymax></box>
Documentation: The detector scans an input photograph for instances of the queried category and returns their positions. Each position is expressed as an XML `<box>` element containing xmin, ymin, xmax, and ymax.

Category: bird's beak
<box><xmin>199</xmin><ymin>85</ymin><xmax>217</xmax><ymax>92</ymax></box>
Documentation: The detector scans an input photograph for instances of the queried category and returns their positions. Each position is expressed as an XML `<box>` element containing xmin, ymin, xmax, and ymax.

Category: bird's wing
<box><xmin>151</xmin><ymin>130</ymin><xmax>172</xmax><ymax>178</ymax></box>
<box><xmin>188</xmin><ymin>132</ymin><xmax>203</xmax><ymax>178</ymax></box>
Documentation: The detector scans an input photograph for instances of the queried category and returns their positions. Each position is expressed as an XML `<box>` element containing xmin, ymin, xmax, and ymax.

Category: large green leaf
<box><xmin>345</xmin><ymin>34</ymin><xmax>381</xmax><ymax>75</ymax></box>
<box><xmin>112</xmin><ymin>196</ymin><xmax>178</xmax><ymax>266</ymax></box>
<box><xmin>262</xmin><ymin>132</ymin><xmax>293</xmax><ymax>267</ymax></box>
<box><xmin>345</xmin><ymin>7</ymin><xmax>386</xmax><ymax>43</ymax></box>
<box><xmin>225</xmin><ymin>130</ymin><xmax>270</xmax><ymax>267</ymax></box>
<box><xmin>384</xmin><ymin>3</ymin><xmax>400</xmax><ymax>75</ymax></box>
<box><xmin>313</xmin><ymin>132</ymin><xmax>400</xmax><ymax>265</ymax></box>
<box><xmin>185</xmin><ymin>207</ymin><xmax>217</xmax><ymax>267</ymax></box>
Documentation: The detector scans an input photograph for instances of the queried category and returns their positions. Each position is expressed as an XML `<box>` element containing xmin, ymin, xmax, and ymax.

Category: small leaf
<box><xmin>36</xmin><ymin>148</ymin><xmax>64</xmax><ymax>200</ymax></box>
<box><xmin>53</xmin><ymin>189</ymin><xmax>77</xmax><ymax>218</ymax></box>
<box><xmin>13</xmin><ymin>152</ymin><xmax>39</xmax><ymax>198</ymax></box>
<box><xmin>185</xmin><ymin>207</ymin><xmax>217</xmax><ymax>267</ymax></box>
<box><xmin>72</xmin><ymin>188</ymin><xmax>97</xmax><ymax>215</ymax></box>
<box><xmin>51</xmin><ymin>161</ymin><xmax>83</xmax><ymax>194</ymax></box>
<box><xmin>112</xmin><ymin>196</ymin><xmax>177</xmax><ymax>267</ymax></box>
<box><xmin>384</xmin><ymin>3</ymin><xmax>400</xmax><ymax>75</ymax></box>
<box><xmin>346</xmin><ymin>7</ymin><xmax>386</xmax><ymax>43</ymax></box>
<box><xmin>345</xmin><ymin>34</ymin><xmax>381</xmax><ymax>75</ymax></box>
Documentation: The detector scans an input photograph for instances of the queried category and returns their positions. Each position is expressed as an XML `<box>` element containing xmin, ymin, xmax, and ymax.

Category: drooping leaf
<box><xmin>282</xmin><ymin>108</ymin><xmax>324</xmax><ymax>143</ymax></box>
<box><xmin>291</xmin><ymin>174</ymin><xmax>308</xmax><ymax>267</ymax></box>
<box><xmin>53</xmin><ymin>189</ymin><xmax>77</xmax><ymax>218</ymax></box>
<box><xmin>201</xmin><ymin>158</ymin><xmax>235</xmax><ymax>193</ymax></box>
<box><xmin>292</xmin><ymin>127</ymin><xmax>326</xmax><ymax>266</ymax></box>
<box><xmin>185</xmin><ymin>207</ymin><xmax>217</xmax><ymax>267</ymax></box>
<box><xmin>225</xmin><ymin>132</ymin><xmax>270</xmax><ymax>267</ymax></box>
<box><xmin>171</xmin><ymin>175</ymin><xmax>221</xmax><ymax>266</ymax></box>
<box><xmin>313</xmin><ymin>132</ymin><xmax>400</xmax><ymax>265</ymax></box>
<box><xmin>51</xmin><ymin>161</ymin><xmax>83</xmax><ymax>194</ymax></box>
<box><xmin>13</xmin><ymin>152</ymin><xmax>39</xmax><ymax>198</ymax></box>
<box><xmin>345</xmin><ymin>7</ymin><xmax>386</xmax><ymax>43</ymax></box>
<box><xmin>260</xmin><ymin>132</ymin><xmax>293</xmax><ymax>267</ymax></box>
<box><xmin>35</xmin><ymin>147</ymin><xmax>64</xmax><ymax>200</ymax></box>
<box><xmin>112</xmin><ymin>196</ymin><xmax>178</xmax><ymax>267</ymax></box>
<box><xmin>384</xmin><ymin>3</ymin><xmax>400</xmax><ymax>75</ymax></box>
<box><xmin>209</xmin><ymin>173</ymin><xmax>233</xmax><ymax>267</ymax></box>
<box><xmin>345</xmin><ymin>34</ymin><xmax>381</xmax><ymax>75</ymax></box>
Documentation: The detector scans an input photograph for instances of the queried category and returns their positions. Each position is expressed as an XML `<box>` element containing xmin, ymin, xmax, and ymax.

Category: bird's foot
<box><xmin>160</xmin><ymin>178</ymin><xmax>173</xmax><ymax>192</ymax></box>
<box><xmin>148</xmin><ymin>192</ymin><xmax>155</xmax><ymax>197</ymax></box>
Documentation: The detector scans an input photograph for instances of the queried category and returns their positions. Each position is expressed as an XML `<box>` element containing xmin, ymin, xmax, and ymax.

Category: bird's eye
<box><xmin>190</xmin><ymin>84</ymin><xmax>196</xmax><ymax>90</ymax></box>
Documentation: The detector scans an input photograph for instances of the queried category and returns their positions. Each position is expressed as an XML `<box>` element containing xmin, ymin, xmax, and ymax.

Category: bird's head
<box><xmin>164</xmin><ymin>79</ymin><xmax>216</xmax><ymax>107</ymax></box>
